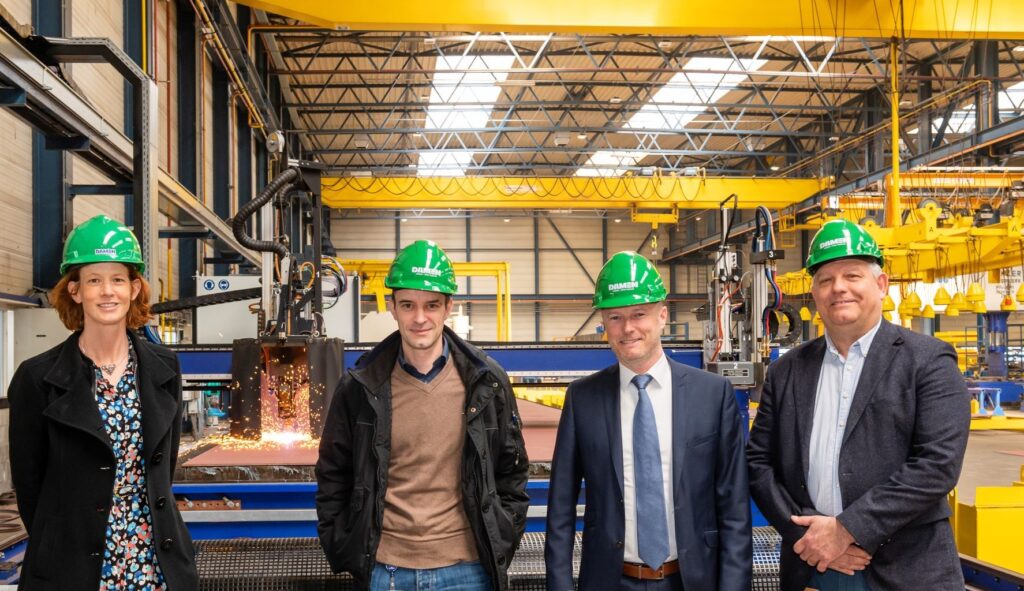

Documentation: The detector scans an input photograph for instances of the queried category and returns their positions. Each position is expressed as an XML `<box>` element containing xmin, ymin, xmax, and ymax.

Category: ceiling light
<box><xmin>350</xmin><ymin>170</ymin><xmax>373</xmax><ymax>177</ymax></box>
<box><xmin>503</xmin><ymin>218</ymin><xmax>511</xmax><ymax>223</ymax></box>
<box><xmin>412</xmin><ymin>132</ymin><xmax>423</xmax><ymax>137</ymax></box>
<box><xmin>577</xmin><ymin>133</ymin><xmax>587</xmax><ymax>140</ymax></box>
<box><xmin>423</xmin><ymin>37</ymin><xmax>436</xmax><ymax>46</ymax></box>
<box><xmin>613</xmin><ymin>218</ymin><xmax>622</xmax><ymax>223</ymax></box>
<box><xmin>695</xmin><ymin>216</ymin><xmax>702</xmax><ymax>221</ymax></box>
<box><xmin>420</xmin><ymin>94</ymin><xmax>431</xmax><ymax>101</ymax></box>
<box><xmin>828</xmin><ymin>135</ymin><xmax>840</xmax><ymax>141</ymax></box>
<box><xmin>658</xmin><ymin>40</ymin><xmax>673</xmax><ymax>50</ymax></box>
<box><xmin>899</xmin><ymin>99</ymin><xmax>913</xmax><ymax>107</ymax></box>
<box><xmin>770</xmin><ymin>165</ymin><xmax>780</xmax><ymax>171</ymax></box>
<box><xmin>1014</xmin><ymin>45</ymin><xmax>1024</xmax><ymax>53</ymax></box>
<box><xmin>610</xmin><ymin>97</ymin><xmax>622</xmax><ymax>104</ymax></box>
<box><xmin>400</xmin><ymin>218</ymin><xmax>408</xmax><ymax>222</ymax></box>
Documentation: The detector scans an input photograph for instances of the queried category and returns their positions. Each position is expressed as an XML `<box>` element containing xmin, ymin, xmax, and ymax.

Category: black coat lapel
<box><xmin>131</xmin><ymin>332</ymin><xmax>180</xmax><ymax>461</ymax></box>
<box><xmin>41</xmin><ymin>332</ymin><xmax>111</xmax><ymax>450</ymax></box>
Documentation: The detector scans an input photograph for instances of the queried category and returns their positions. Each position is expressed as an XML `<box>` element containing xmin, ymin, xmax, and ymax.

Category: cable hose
<box><xmin>232</xmin><ymin>167</ymin><xmax>299</xmax><ymax>260</ymax></box>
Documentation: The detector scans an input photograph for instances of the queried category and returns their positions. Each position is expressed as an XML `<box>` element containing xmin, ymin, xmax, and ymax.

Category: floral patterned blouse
<box><xmin>92</xmin><ymin>343</ymin><xmax>167</xmax><ymax>590</ymax></box>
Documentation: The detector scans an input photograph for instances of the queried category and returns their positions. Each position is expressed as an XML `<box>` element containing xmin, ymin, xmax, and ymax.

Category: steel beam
<box><xmin>0</xmin><ymin>27</ymin><xmax>260</xmax><ymax>270</ymax></box>
<box><xmin>230</xmin><ymin>0</ymin><xmax>1024</xmax><ymax>39</ymax></box>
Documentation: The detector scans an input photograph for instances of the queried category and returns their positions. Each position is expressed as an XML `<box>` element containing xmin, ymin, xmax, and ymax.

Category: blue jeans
<box><xmin>370</xmin><ymin>561</ymin><xmax>491</xmax><ymax>591</ymax></box>
<box><xmin>807</xmin><ymin>569</ymin><xmax>870</xmax><ymax>591</ymax></box>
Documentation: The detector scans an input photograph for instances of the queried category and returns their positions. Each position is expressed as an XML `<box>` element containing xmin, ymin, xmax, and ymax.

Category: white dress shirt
<box><xmin>807</xmin><ymin>319</ymin><xmax>882</xmax><ymax>516</ymax></box>
<box><xmin>619</xmin><ymin>354</ymin><xmax>677</xmax><ymax>563</ymax></box>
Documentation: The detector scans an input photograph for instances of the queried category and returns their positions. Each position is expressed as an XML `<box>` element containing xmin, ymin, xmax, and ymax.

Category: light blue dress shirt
<box><xmin>807</xmin><ymin>319</ymin><xmax>882</xmax><ymax>516</ymax></box>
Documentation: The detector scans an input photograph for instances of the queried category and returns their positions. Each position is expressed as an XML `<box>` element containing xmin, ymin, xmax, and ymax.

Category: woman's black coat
<box><xmin>7</xmin><ymin>330</ymin><xmax>198</xmax><ymax>590</ymax></box>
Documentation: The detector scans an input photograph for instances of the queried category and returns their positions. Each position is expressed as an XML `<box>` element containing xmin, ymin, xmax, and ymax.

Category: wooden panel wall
<box><xmin>0</xmin><ymin>0</ymin><xmax>34</xmax><ymax>294</ymax></box>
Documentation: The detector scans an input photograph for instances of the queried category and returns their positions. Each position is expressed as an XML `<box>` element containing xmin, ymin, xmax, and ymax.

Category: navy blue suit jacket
<box><xmin>545</xmin><ymin>358</ymin><xmax>752</xmax><ymax>590</ymax></box>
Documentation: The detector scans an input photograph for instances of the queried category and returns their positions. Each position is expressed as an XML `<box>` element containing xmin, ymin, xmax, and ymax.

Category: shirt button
<box><xmin>839</xmin><ymin>422</ymin><xmax>845</xmax><ymax>428</ymax></box>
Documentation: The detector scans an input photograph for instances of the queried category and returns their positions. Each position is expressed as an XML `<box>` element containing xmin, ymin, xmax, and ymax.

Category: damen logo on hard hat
<box><xmin>816</xmin><ymin>237</ymin><xmax>849</xmax><ymax>250</ymax></box>
<box><xmin>412</xmin><ymin>266</ymin><xmax>442</xmax><ymax>277</ymax></box>
<box><xmin>94</xmin><ymin>248</ymin><xmax>117</xmax><ymax>256</ymax></box>
<box><xmin>608</xmin><ymin>281</ymin><xmax>639</xmax><ymax>292</ymax></box>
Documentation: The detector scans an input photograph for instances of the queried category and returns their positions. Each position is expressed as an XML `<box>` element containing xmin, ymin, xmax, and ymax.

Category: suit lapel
<box><xmin>670</xmin><ymin>360</ymin><xmax>688</xmax><ymax>493</ymax></box>
<box><xmin>841</xmin><ymin>321</ymin><xmax>901</xmax><ymax>446</ymax></box>
<box><xmin>132</xmin><ymin>332</ymin><xmax>180</xmax><ymax>461</ymax></box>
<box><xmin>602</xmin><ymin>366</ymin><xmax>625</xmax><ymax>495</ymax></box>
<box><xmin>796</xmin><ymin>338</ymin><xmax>826</xmax><ymax>475</ymax></box>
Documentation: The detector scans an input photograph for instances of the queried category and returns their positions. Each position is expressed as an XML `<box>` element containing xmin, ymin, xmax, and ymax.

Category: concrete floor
<box><xmin>957</xmin><ymin>423</ymin><xmax>1024</xmax><ymax>504</ymax></box>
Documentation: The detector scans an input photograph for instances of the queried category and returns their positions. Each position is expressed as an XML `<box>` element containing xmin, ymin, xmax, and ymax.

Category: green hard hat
<box><xmin>385</xmin><ymin>239</ymin><xmax>457</xmax><ymax>294</ymax></box>
<box><xmin>805</xmin><ymin>219</ymin><xmax>883</xmax><ymax>275</ymax></box>
<box><xmin>593</xmin><ymin>251</ymin><xmax>667</xmax><ymax>309</ymax></box>
<box><xmin>61</xmin><ymin>215</ymin><xmax>145</xmax><ymax>275</ymax></box>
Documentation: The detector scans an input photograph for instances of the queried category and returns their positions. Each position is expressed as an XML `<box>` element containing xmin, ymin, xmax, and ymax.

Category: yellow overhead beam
<box><xmin>776</xmin><ymin>204</ymin><xmax>1024</xmax><ymax>295</ymax></box>
<box><xmin>322</xmin><ymin>176</ymin><xmax>830</xmax><ymax>211</ymax></box>
<box><xmin>339</xmin><ymin>259</ymin><xmax>513</xmax><ymax>340</ymax></box>
<box><xmin>232</xmin><ymin>0</ymin><xmax>1024</xmax><ymax>39</ymax></box>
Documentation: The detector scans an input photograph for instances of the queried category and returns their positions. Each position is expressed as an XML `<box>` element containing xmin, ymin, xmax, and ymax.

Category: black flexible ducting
<box><xmin>232</xmin><ymin>167</ymin><xmax>298</xmax><ymax>260</ymax></box>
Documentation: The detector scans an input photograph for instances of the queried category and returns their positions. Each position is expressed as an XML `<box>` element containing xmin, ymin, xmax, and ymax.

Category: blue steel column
<box><xmin>234</xmin><ymin>7</ymin><xmax>253</xmax><ymax>265</ymax></box>
<box><xmin>31</xmin><ymin>0</ymin><xmax>67</xmax><ymax>289</ymax></box>
<box><xmin>985</xmin><ymin>312</ymin><xmax>1009</xmax><ymax>377</ymax></box>
<box><xmin>122</xmin><ymin>0</ymin><xmax>149</xmax><ymax>225</ymax></box>
<box><xmin>212</xmin><ymin>64</ymin><xmax>231</xmax><ymax>275</ymax></box>
<box><xmin>177</xmin><ymin>2</ymin><xmax>198</xmax><ymax>297</ymax></box>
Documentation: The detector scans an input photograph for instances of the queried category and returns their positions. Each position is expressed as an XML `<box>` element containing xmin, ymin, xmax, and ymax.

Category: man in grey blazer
<box><xmin>546</xmin><ymin>251</ymin><xmax>751</xmax><ymax>591</ymax></box>
<box><xmin>748</xmin><ymin>219</ymin><xmax>970</xmax><ymax>590</ymax></box>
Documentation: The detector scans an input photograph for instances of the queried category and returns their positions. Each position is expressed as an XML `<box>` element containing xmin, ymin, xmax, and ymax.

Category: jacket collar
<box><xmin>795</xmin><ymin>320</ymin><xmax>904</xmax><ymax>464</ymax></box>
<box><xmin>841</xmin><ymin>319</ymin><xmax>902</xmax><ymax>446</ymax></box>
<box><xmin>42</xmin><ymin>330</ymin><xmax>179</xmax><ymax>460</ymax></box>
<box><xmin>351</xmin><ymin>327</ymin><xmax>492</xmax><ymax>395</ymax></box>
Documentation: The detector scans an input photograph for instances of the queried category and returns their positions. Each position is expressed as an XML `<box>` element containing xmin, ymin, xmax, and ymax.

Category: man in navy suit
<box><xmin>545</xmin><ymin>251</ymin><xmax>751</xmax><ymax>590</ymax></box>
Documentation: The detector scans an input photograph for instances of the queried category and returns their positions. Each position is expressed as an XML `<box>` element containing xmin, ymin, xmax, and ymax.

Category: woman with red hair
<box><xmin>7</xmin><ymin>215</ymin><xmax>198</xmax><ymax>590</ymax></box>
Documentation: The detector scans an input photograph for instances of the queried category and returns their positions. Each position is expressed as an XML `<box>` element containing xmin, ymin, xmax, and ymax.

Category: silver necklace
<box><xmin>98</xmin><ymin>360</ymin><xmax>119</xmax><ymax>376</ymax></box>
<box><xmin>82</xmin><ymin>348</ymin><xmax>127</xmax><ymax>376</ymax></box>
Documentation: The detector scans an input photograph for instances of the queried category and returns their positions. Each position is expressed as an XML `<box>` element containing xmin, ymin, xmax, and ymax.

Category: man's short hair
<box><xmin>390</xmin><ymin>289</ymin><xmax>452</xmax><ymax>304</ymax></box>
<box><xmin>811</xmin><ymin>257</ymin><xmax>884</xmax><ymax>284</ymax></box>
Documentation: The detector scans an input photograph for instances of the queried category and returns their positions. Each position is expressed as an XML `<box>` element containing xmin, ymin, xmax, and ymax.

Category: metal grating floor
<box><xmin>195</xmin><ymin>527</ymin><xmax>781</xmax><ymax>590</ymax></box>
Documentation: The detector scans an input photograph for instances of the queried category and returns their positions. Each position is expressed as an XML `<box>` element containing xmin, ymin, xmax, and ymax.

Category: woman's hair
<box><xmin>49</xmin><ymin>264</ymin><xmax>152</xmax><ymax>330</ymax></box>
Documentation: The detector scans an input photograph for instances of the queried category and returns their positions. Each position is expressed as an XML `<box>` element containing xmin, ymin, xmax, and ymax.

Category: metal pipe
<box><xmin>887</xmin><ymin>37</ymin><xmax>902</xmax><ymax>228</ymax></box>
<box><xmin>188</xmin><ymin>0</ymin><xmax>267</xmax><ymax>133</ymax></box>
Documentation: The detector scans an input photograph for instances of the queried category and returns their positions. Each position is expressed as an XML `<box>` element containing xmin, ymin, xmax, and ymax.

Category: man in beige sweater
<box><xmin>317</xmin><ymin>240</ymin><xmax>529</xmax><ymax>591</ymax></box>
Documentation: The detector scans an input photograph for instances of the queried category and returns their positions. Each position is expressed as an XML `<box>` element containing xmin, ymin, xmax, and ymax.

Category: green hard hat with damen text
<box><xmin>60</xmin><ymin>214</ymin><xmax>145</xmax><ymax>275</ymax></box>
<box><xmin>593</xmin><ymin>251</ymin><xmax>667</xmax><ymax>309</ymax></box>
<box><xmin>805</xmin><ymin>219</ymin><xmax>883</xmax><ymax>275</ymax></box>
<box><xmin>385</xmin><ymin>239</ymin><xmax>457</xmax><ymax>294</ymax></box>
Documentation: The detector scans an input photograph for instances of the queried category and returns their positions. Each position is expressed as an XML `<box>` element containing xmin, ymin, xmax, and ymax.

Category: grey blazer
<box><xmin>747</xmin><ymin>320</ymin><xmax>970</xmax><ymax>590</ymax></box>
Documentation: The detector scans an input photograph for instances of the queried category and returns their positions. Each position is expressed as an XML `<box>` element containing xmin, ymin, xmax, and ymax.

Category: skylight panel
<box><xmin>417</xmin><ymin>55</ymin><xmax>515</xmax><ymax>176</ymax></box>
<box><xmin>575</xmin><ymin>57</ymin><xmax>764</xmax><ymax>177</ymax></box>
<box><xmin>1000</xmin><ymin>80</ymin><xmax>1024</xmax><ymax>112</ymax></box>
<box><xmin>574</xmin><ymin>151</ymin><xmax>650</xmax><ymax>177</ymax></box>
<box><xmin>625</xmin><ymin>57</ymin><xmax>767</xmax><ymax>132</ymax></box>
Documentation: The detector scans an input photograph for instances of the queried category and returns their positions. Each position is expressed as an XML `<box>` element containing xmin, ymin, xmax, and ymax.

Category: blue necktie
<box><xmin>632</xmin><ymin>373</ymin><xmax>670</xmax><ymax>568</ymax></box>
